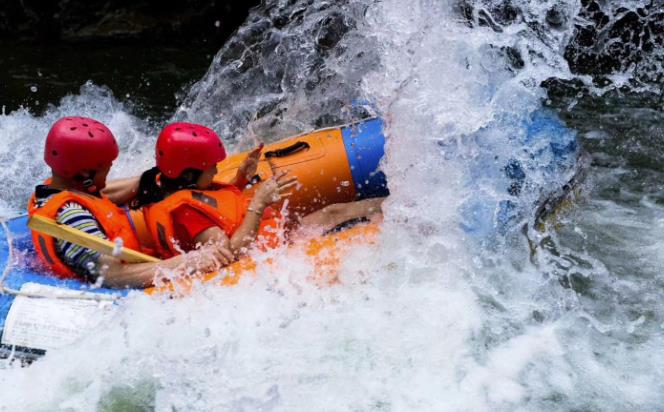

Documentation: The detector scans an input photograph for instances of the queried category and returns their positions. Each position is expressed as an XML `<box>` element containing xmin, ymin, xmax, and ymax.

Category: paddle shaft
<box><xmin>28</xmin><ymin>214</ymin><xmax>160</xmax><ymax>263</ymax></box>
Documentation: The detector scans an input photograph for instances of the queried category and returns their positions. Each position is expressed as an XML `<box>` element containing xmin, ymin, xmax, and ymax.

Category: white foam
<box><xmin>0</xmin><ymin>83</ymin><xmax>155</xmax><ymax>217</ymax></box>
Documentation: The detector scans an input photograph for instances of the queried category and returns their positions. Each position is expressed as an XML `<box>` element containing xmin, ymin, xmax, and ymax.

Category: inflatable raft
<box><xmin>0</xmin><ymin>113</ymin><xmax>583</xmax><ymax>361</ymax></box>
<box><xmin>0</xmin><ymin>118</ymin><xmax>388</xmax><ymax>361</ymax></box>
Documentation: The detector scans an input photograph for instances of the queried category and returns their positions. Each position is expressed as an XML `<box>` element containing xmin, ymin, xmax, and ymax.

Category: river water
<box><xmin>0</xmin><ymin>0</ymin><xmax>663</xmax><ymax>410</ymax></box>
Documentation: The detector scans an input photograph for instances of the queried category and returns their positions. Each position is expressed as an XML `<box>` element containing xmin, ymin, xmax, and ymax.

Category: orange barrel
<box><xmin>214</xmin><ymin>118</ymin><xmax>388</xmax><ymax>216</ymax></box>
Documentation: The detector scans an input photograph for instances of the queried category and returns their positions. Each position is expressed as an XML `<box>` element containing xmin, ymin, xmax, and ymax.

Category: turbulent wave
<box><xmin>174</xmin><ymin>0</ymin><xmax>377</xmax><ymax>147</ymax></box>
<box><xmin>0</xmin><ymin>0</ymin><xmax>663</xmax><ymax>410</ymax></box>
<box><xmin>0</xmin><ymin>83</ymin><xmax>156</xmax><ymax>216</ymax></box>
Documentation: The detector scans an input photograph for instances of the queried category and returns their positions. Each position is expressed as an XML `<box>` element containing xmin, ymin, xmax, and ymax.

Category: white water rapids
<box><xmin>0</xmin><ymin>0</ymin><xmax>663</xmax><ymax>410</ymax></box>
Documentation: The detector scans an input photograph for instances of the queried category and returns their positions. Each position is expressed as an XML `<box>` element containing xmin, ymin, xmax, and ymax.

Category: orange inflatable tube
<box><xmin>214</xmin><ymin>126</ymin><xmax>355</xmax><ymax>216</ymax></box>
<box><xmin>214</xmin><ymin>118</ymin><xmax>388</xmax><ymax>216</ymax></box>
<box><xmin>144</xmin><ymin>223</ymin><xmax>380</xmax><ymax>296</ymax></box>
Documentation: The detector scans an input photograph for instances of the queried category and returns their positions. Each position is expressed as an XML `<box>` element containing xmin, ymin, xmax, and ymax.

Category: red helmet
<box><xmin>44</xmin><ymin>117</ymin><xmax>119</xmax><ymax>177</ymax></box>
<box><xmin>156</xmin><ymin>122</ymin><xmax>226</xmax><ymax>179</ymax></box>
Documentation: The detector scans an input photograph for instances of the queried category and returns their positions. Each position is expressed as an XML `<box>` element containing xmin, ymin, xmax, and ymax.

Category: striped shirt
<box><xmin>34</xmin><ymin>186</ymin><xmax>107</xmax><ymax>281</ymax></box>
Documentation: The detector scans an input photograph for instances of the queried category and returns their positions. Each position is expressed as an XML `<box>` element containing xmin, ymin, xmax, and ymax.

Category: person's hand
<box><xmin>209</xmin><ymin>244</ymin><xmax>235</xmax><ymax>267</ymax></box>
<box><xmin>252</xmin><ymin>170</ymin><xmax>298</xmax><ymax>209</ymax></box>
<box><xmin>235</xmin><ymin>143</ymin><xmax>264</xmax><ymax>187</ymax></box>
<box><xmin>191</xmin><ymin>244</ymin><xmax>235</xmax><ymax>272</ymax></box>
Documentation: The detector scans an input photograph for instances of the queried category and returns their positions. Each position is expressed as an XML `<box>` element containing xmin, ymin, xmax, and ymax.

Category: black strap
<box><xmin>264</xmin><ymin>141</ymin><xmax>310</xmax><ymax>158</ymax></box>
<box><xmin>192</xmin><ymin>192</ymin><xmax>219</xmax><ymax>208</ymax></box>
<box><xmin>38</xmin><ymin>236</ymin><xmax>55</xmax><ymax>264</ymax></box>
<box><xmin>156</xmin><ymin>223</ymin><xmax>170</xmax><ymax>252</ymax></box>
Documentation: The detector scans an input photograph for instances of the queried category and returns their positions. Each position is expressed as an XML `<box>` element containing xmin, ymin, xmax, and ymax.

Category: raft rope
<box><xmin>0</xmin><ymin>220</ymin><xmax>118</xmax><ymax>302</ymax></box>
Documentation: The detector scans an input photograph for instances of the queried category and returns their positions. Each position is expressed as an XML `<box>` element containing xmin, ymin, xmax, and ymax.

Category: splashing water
<box><xmin>0</xmin><ymin>83</ymin><xmax>155</xmax><ymax>216</ymax></box>
<box><xmin>1</xmin><ymin>0</ymin><xmax>663</xmax><ymax>410</ymax></box>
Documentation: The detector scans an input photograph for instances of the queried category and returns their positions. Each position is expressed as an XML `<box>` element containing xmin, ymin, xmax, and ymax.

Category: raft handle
<box><xmin>264</xmin><ymin>141</ymin><xmax>310</xmax><ymax>158</ymax></box>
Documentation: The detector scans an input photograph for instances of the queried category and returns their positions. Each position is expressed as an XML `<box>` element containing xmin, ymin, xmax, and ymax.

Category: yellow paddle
<box><xmin>28</xmin><ymin>215</ymin><xmax>160</xmax><ymax>263</ymax></box>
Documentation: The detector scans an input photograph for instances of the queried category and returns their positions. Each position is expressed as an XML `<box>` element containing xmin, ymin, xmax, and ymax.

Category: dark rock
<box><xmin>315</xmin><ymin>12</ymin><xmax>349</xmax><ymax>53</ymax></box>
<box><xmin>564</xmin><ymin>1</ymin><xmax>664</xmax><ymax>82</ymax></box>
<box><xmin>504</xmin><ymin>46</ymin><xmax>524</xmax><ymax>70</ymax></box>
<box><xmin>540</xmin><ymin>78</ymin><xmax>588</xmax><ymax>101</ymax></box>
<box><xmin>458</xmin><ymin>0</ymin><xmax>664</xmax><ymax>87</ymax></box>
<box><xmin>490</xmin><ymin>1</ymin><xmax>519</xmax><ymax>26</ymax></box>
<box><xmin>455</xmin><ymin>0</ymin><xmax>475</xmax><ymax>27</ymax></box>
<box><xmin>457</xmin><ymin>0</ymin><xmax>521</xmax><ymax>32</ymax></box>
<box><xmin>477</xmin><ymin>8</ymin><xmax>504</xmax><ymax>33</ymax></box>
<box><xmin>545</xmin><ymin>6</ymin><xmax>566</xmax><ymax>29</ymax></box>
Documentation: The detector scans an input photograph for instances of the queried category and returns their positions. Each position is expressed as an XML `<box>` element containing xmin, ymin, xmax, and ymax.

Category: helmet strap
<box><xmin>74</xmin><ymin>170</ymin><xmax>97</xmax><ymax>192</ymax></box>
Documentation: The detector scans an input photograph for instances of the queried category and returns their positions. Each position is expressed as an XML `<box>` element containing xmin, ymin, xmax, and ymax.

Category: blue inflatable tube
<box><xmin>342</xmin><ymin>118</ymin><xmax>390</xmax><ymax>199</ymax></box>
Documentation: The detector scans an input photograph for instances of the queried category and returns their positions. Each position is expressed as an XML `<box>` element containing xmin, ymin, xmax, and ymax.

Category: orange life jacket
<box><xmin>141</xmin><ymin>184</ymin><xmax>282</xmax><ymax>258</ymax></box>
<box><xmin>27</xmin><ymin>188</ymin><xmax>143</xmax><ymax>280</ymax></box>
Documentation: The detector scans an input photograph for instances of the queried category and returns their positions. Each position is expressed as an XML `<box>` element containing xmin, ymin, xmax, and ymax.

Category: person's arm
<box><xmin>230</xmin><ymin>198</ymin><xmax>271</xmax><ymax>254</ymax></box>
<box><xmin>194</xmin><ymin>171</ymin><xmax>297</xmax><ymax>256</ymax></box>
<box><xmin>97</xmin><ymin>244</ymin><xmax>234</xmax><ymax>288</ymax></box>
<box><xmin>54</xmin><ymin>201</ymin><xmax>233</xmax><ymax>288</ymax></box>
<box><xmin>232</xmin><ymin>171</ymin><xmax>296</xmax><ymax>254</ymax></box>
<box><xmin>300</xmin><ymin>197</ymin><xmax>386</xmax><ymax>231</ymax></box>
<box><xmin>229</xmin><ymin>144</ymin><xmax>264</xmax><ymax>189</ymax></box>
<box><xmin>102</xmin><ymin>176</ymin><xmax>140</xmax><ymax>205</ymax></box>
<box><xmin>193</xmin><ymin>199</ymin><xmax>278</xmax><ymax>256</ymax></box>
<box><xmin>193</xmin><ymin>227</ymin><xmax>230</xmax><ymax>251</ymax></box>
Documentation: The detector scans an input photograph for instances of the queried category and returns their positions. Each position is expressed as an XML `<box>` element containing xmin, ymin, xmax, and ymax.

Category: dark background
<box><xmin>1</xmin><ymin>0</ymin><xmax>662</xmax><ymax>118</ymax></box>
<box><xmin>0</xmin><ymin>0</ymin><xmax>260</xmax><ymax>44</ymax></box>
<box><xmin>0</xmin><ymin>0</ymin><xmax>261</xmax><ymax>117</ymax></box>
